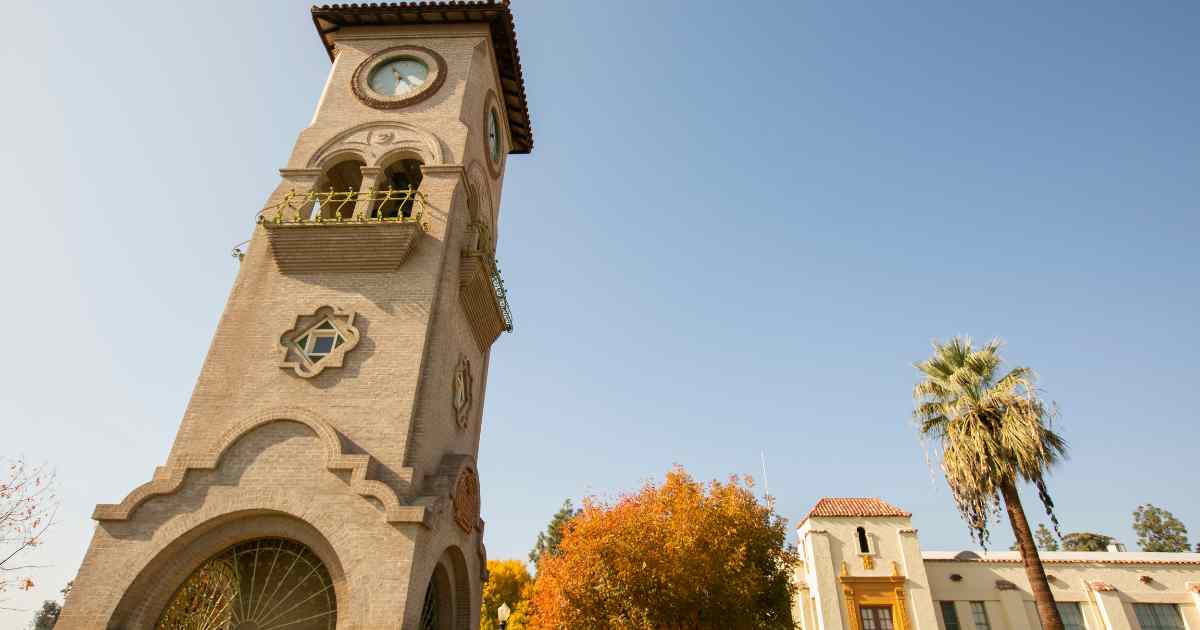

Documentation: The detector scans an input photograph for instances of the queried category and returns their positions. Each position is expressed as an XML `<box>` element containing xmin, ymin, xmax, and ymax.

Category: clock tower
<box><xmin>58</xmin><ymin>3</ymin><xmax>532</xmax><ymax>629</ymax></box>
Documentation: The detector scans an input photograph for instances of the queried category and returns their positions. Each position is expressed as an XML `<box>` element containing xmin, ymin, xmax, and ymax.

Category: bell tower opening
<box><xmin>314</xmin><ymin>157</ymin><xmax>365</xmax><ymax>219</ymax></box>
<box><xmin>376</xmin><ymin>157</ymin><xmax>424</xmax><ymax>218</ymax></box>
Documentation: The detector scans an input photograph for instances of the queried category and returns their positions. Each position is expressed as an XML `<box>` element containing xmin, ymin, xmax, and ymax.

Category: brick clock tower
<box><xmin>58</xmin><ymin>3</ymin><xmax>532</xmax><ymax>628</ymax></box>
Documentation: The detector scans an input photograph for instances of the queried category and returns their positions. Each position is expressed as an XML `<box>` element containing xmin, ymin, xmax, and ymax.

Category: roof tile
<box><xmin>799</xmin><ymin>498</ymin><xmax>911</xmax><ymax>526</ymax></box>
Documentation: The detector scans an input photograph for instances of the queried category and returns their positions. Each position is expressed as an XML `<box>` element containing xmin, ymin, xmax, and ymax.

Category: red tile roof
<box><xmin>311</xmin><ymin>1</ymin><xmax>534</xmax><ymax>154</ymax></box>
<box><xmin>798</xmin><ymin>498</ymin><xmax>912</xmax><ymax>526</ymax></box>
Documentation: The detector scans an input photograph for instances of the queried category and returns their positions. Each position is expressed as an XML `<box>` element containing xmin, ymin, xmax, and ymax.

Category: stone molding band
<box><xmin>92</xmin><ymin>407</ymin><xmax>427</xmax><ymax>527</ymax></box>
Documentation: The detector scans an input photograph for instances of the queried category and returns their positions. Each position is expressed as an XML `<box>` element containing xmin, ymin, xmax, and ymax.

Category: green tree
<box><xmin>529</xmin><ymin>499</ymin><xmax>580</xmax><ymax>566</ymax></box>
<box><xmin>1133</xmin><ymin>504</ymin><xmax>1190</xmax><ymax>552</ymax></box>
<box><xmin>1035</xmin><ymin>523</ymin><xmax>1059</xmax><ymax>551</ymax></box>
<box><xmin>913</xmin><ymin>337</ymin><xmax>1067</xmax><ymax>630</ymax></box>
<box><xmin>1010</xmin><ymin>523</ymin><xmax>1058</xmax><ymax>551</ymax></box>
<box><xmin>1061</xmin><ymin>532</ymin><xmax>1112</xmax><ymax>551</ymax></box>
<box><xmin>28</xmin><ymin>600</ymin><xmax>61</xmax><ymax>630</ymax></box>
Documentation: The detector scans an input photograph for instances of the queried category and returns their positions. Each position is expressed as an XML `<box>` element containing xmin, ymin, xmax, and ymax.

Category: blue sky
<box><xmin>2</xmin><ymin>0</ymin><xmax>1197</xmax><ymax>619</ymax></box>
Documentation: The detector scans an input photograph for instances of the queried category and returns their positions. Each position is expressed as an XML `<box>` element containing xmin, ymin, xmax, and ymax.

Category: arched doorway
<box><xmin>416</xmin><ymin>546</ymin><xmax>473</xmax><ymax>630</ymax></box>
<box><xmin>155</xmin><ymin>537</ymin><xmax>337</xmax><ymax>630</ymax></box>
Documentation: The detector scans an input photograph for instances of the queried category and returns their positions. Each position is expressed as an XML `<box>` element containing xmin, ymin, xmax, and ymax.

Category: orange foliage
<box><xmin>527</xmin><ymin>466</ymin><xmax>797</xmax><ymax>630</ymax></box>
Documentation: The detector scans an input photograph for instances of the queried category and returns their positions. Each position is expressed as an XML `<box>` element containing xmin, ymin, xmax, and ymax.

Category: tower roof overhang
<box><xmin>311</xmin><ymin>1</ymin><xmax>534</xmax><ymax>154</ymax></box>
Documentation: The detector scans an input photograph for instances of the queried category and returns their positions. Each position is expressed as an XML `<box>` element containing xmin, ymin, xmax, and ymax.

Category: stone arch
<box><xmin>93</xmin><ymin>407</ymin><xmax>421</xmax><ymax>526</ymax></box>
<box><xmin>313</xmin><ymin>147</ymin><xmax>370</xmax><ymax>173</ymax></box>
<box><xmin>417</xmin><ymin>545</ymin><xmax>474</xmax><ymax>630</ymax></box>
<box><xmin>109</xmin><ymin>510</ymin><xmax>348</xmax><ymax>630</ymax></box>
<box><xmin>307</xmin><ymin>121</ymin><xmax>447</xmax><ymax>169</ymax></box>
<box><xmin>444</xmin><ymin>545</ymin><xmax>473</xmax><ymax>629</ymax></box>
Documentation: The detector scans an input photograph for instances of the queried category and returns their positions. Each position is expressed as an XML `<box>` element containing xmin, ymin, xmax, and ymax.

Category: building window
<box><xmin>1057</xmin><ymin>603</ymin><xmax>1087</xmax><ymax>630</ymax></box>
<box><xmin>940</xmin><ymin>602</ymin><xmax>961</xmax><ymax>630</ymax></box>
<box><xmin>857</xmin><ymin>527</ymin><xmax>871</xmax><ymax>554</ymax></box>
<box><xmin>860</xmin><ymin>606</ymin><xmax>895</xmax><ymax>630</ymax></box>
<box><xmin>1133</xmin><ymin>604</ymin><xmax>1184</xmax><ymax>630</ymax></box>
<box><xmin>295</xmin><ymin>319</ymin><xmax>346</xmax><ymax>363</ymax></box>
<box><xmin>970</xmin><ymin>602</ymin><xmax>991</xmax><ymax>630</ymax></box>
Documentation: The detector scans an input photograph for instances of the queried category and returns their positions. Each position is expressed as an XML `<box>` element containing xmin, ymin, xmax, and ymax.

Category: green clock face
<box><xmin>487</xmin><ymin>109</ymin><xmax>501</xmax><ymax>162</ymax></box>
<box><xmin>368</xmin><ymin>58</ymin><xmax>428</xmax><ymax>97</ymax></box>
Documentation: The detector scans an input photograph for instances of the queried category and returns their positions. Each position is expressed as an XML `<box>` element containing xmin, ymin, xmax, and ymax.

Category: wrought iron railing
<box><xmin>491</xmin><ymin>263</ymin><xmax>514</xmax><ymax>332</ymax></box>
<box><xmin>258</xmin><ymin>188</ymin><xmax>430</xmax><ymax>224</ymax></box>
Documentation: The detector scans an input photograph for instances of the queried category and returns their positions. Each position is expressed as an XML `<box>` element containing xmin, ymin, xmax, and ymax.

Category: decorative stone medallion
<box><xmin>452</xmin><ymin>355</ymin><xmax>473</xmax><ymax>430</ymax></box>
<box><xmin>452</xmin><ymin>467</ymin><xmax>481</xmax><ymax>533</ymax></box>
<box><xmin>278</xmin><ymin>306</ymin><xmax>361</xmax><ymax>378</ymax></box>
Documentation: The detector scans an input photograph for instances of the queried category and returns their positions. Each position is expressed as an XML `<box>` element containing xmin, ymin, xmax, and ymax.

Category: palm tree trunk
<box><xmin>1000</xmin><ymin>479</ymin><xmax>1063</xmax><ymax>630</ymax></box>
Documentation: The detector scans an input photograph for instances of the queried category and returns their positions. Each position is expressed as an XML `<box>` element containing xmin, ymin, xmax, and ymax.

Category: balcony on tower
<box><xmin>258</xmin><ymin>186</ymin><xmax>427</xmax><ymax>273</ymax></box>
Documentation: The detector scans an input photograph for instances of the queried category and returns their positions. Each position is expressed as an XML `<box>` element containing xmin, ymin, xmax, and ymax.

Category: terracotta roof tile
<box><xmin>798</xmin><ymin>498</ymin><xmax>911</xmax><ymax>526</ymax></box>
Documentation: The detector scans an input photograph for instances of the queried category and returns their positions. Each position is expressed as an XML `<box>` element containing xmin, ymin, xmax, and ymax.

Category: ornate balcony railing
<box><xmin>491</xmin><ymin>263</ymin><xmax>514</xmax><ymax>333</ymax></box>
<box><xmin>256</xmin><ymin>188</ymin><xmax>429</xmax><ymax>273</ymax></box>
<box><xmin>258</xmin><ymin>188</ymin><xmax>430</xmax><ymax>226</ymax></box>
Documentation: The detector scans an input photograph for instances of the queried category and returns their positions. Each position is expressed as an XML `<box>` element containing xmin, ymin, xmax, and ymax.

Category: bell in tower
<box><xmin>57</xmin><ymin>2</ymin><xmax>533</xmax><ymax>628</ymax></box>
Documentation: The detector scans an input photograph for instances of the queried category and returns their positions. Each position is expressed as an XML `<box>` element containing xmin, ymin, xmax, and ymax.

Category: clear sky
<box><xmin>2</xmin><ymin>0</ymin><xmax>1197</xmax><ymax>620</ymax></box>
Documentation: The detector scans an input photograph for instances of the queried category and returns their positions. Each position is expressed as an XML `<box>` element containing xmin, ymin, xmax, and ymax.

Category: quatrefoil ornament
<box><xmin>278</xmin><ymin>306</ymin><xmax>361</xmax><ymax>378</ymax></box>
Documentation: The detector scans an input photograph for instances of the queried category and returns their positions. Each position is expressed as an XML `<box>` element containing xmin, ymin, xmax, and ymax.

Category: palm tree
<box><xmin>913</xmin><ymin>337</ymin><xmax>1068</xmax><ymax>630</ymax></box>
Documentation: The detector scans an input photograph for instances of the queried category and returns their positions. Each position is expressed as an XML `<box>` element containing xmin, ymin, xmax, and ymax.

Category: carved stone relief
<box><xmin>452</xmin><ymin>355</ymin><xmax>474</xmax><ymax>430</ymax></box>
<box><xmin>452</xmin><ymin>467</ymin><xmax>481</xmax><ymax>533</ymax></box>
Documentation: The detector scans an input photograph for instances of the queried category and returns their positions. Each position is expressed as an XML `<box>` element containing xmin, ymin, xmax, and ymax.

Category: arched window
<box><xmin>419</xmin><ymin>562</ymin><xmax>453</xmax><ymax>630</ymax></box>
<box><xmin>857</xmin><ymin>526</ymin><xmax>871</xmax><ymax>554</ymax></box>
<box><xmin>314</xmin><ymin>157</ymin><xmax>365</xmax><ymax>219</ymax></box>
<box><xmin>375</xmin><ymin>158</ymin><xmax>424</xmax><ymax>218</ymax></box>
<box><xmin>156</xmin><ymin>537</ymin><xmax>336</xmax><ymax>630</ymax></box>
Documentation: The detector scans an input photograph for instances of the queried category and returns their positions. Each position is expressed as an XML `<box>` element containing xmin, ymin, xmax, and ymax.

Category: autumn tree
<box><xmin>912</xmin><ymin>338</ymin><xmax>1067</xmax><ymax>630</ymax></box>
<box><xmin>529</xmin><ymin>499</ymin><xmax>580</xmax><ymax>566</ymax></box>
<box><xmin>1060</xmin><ymin>532</ymin><xmax>1112</xmax><ymax>552</ymax></box>
<box><xmin>1</xmin><ymin>458</ymin><xmax>57</xmax><ymax>601</ymax></box>
<box><xmin>482</xmin><ymin>559</ymin><xmax>533</xmax><ymax>630</ymax></box>
<box><xmin>1133</xmin><ymin>504</ymin><xmax>1190</xmax><ymax>552</ymax></box>
<box><xmin>528</xmin><ymin>467</ymin><xmax>796</xmax><ymax>630</ymax></box>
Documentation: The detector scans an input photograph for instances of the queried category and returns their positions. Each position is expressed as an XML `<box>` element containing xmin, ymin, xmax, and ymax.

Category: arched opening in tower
<box><xmin>376</xmin><ymin>157</ymin><xmax>424</xmax><ymax>219</ymax></box>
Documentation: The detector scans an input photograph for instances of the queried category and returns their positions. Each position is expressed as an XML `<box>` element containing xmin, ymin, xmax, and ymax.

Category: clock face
<box><xmin>487</xmin><ymin>109</ymin><xmax>501</xmax><ymax>162</ymax></box>
<box><xmin>368</xmin><ymin>58</ymin><xmax>429</xmax><ymax>97</ymax></box>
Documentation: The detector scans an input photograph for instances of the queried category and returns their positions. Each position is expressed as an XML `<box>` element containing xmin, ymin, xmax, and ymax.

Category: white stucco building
<box><xmin>793</xmin><ymin>498</ymin><xmax>1200</xmax><ymax>630</ymax></box>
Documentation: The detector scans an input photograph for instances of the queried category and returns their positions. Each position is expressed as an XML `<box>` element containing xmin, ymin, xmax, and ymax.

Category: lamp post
<box><xmin>497</xmin><ymin>603</ymin><xmax>511</xmax><ymax>630</ymax></box>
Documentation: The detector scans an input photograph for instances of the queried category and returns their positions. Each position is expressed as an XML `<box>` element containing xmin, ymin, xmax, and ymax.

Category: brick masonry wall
<box><xmin>58</xmin><ymin>21</ymin><xmax>510</xmax><ymax>630</ymax></box>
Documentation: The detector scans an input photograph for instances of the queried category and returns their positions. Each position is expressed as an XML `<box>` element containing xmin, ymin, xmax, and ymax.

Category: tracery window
<box><xmin>156</xmin><ymin>537</ymin><xmax>336</xmax><ymax>630</ymax></box>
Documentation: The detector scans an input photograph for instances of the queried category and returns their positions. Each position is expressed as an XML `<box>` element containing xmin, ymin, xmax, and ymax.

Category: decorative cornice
<box><xmin>93</xmin><ymin>407</ymin><xmax>425</xmax><ymax>527</ymax></box>
<box><xmin>926</xmin><ymin>557</ymin><xmax>1200</xmax><ymax>566</ymax></box>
